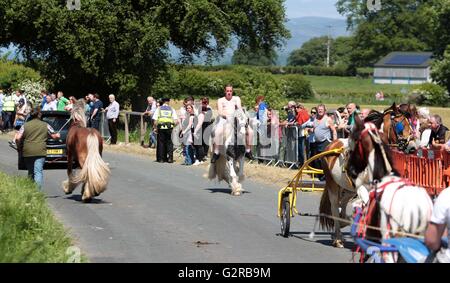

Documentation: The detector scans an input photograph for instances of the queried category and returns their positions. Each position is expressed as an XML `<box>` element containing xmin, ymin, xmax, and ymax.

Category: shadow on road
<box><xmin>65</xmin><ymin>194</ymin><xmax>110</xmax><ymax>204</ymax></box>
<box><xmin>278</xmin><ymin>231</ymin><xmax>355</xmax><ymax>251</ymax></box>
<box><xmin>204</xmin><ymin>188</ymin><xmax>251</xmax><ymax>195</ymax></box>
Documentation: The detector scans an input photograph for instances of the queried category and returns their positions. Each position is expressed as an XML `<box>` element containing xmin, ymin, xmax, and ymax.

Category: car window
<box><xmin>42</xmin><ymin>116</ymin><xmax>71</xmax><ymax>132</ymax></box>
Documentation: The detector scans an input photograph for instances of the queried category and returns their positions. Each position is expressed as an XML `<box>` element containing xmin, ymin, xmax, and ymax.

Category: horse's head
<box><xmin>382</xmin><ymin>104</ymin><xmax>413</xmax><ymax>151</ymax></box>
<box><xmin>347</xmin><ymin>115</ymin><xmax>393</xmax><ymax>184</ymax></box>
<box><xmin>233</xmin><ymin>108</ymin><xmax>248</xmax><ymax>137</ymax></box>
<box><xmin>71</xmin><ymin>99</ymin><xmax>87</xmax><ymax>128</ymax></box>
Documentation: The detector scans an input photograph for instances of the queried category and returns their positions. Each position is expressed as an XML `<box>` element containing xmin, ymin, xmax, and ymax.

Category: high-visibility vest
<box><xmin>157</xmin><ymin>105</ymin><xmax>174</xmax><ymax>129</ymax></box>
<box><xmin>3</xmin><ymin>97</ymin><xmax>15</xmax><ymax>112</ymax></box>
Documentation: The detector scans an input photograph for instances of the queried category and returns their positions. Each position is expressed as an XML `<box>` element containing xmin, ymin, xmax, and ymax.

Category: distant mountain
<box><xmin>275</xmin><ymin>16</ymin><xmax>352</xmax><ymax>65</ymax></box>
<box><xmin>172</xmin><ymin>16</ymin><xmax>352</xmax><ymax>66</ymax></box>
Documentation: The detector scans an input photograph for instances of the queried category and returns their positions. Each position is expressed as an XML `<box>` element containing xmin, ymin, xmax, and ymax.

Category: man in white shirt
<box><xmin>210</xmin><ymin>85</ymin><xmax>253</xmax><ymax>163</ymax></box>
<box><xmin>42</xmin><ymin>95</ymin><xmax>57</xmax><ymax>111</ymax></box>
<box><xmin>425</xmin><ymin>187</ymin><xmax>450</xmax><ymax>262</ymax></box>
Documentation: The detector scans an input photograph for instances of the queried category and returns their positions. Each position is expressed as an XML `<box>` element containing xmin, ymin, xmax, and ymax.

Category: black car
<box><xmin>18</xmin><ymin>111</ymin><xmax>77</xmax><ymax>170</ymax></box>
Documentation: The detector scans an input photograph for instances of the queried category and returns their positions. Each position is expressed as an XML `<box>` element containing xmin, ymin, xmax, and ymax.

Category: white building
<box><xmin>373</xmin><ymin>52</ymin><xmax>433</xmax><ymax>85</ymax></box>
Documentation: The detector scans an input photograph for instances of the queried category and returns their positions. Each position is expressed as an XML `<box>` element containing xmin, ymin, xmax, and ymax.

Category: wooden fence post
<box><xmin>124</xmin><ymin>112</ymin><xmax>129</xmax><ymax>144</ymax></box>
<box><xmin>140</xmin><ymin>114</ymin><xmax>145</xmax><ymax>146</ymax></box>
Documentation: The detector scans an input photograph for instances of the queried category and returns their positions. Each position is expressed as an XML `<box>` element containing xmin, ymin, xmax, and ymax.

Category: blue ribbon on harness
<box><xmin>395</xmin><ymin>122</ymin><xmax>404</xmax><ymax>135</ymax></box>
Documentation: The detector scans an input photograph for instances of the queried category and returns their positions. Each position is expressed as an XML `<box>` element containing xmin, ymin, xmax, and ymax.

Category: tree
<box><xmin>432</xmin><ymin>45</ymin><xmax>450</xmax><ymax>95</ymax></box>
<box><xmin>336</xmin><ymin>0</ymin><xmax>439</xmax><ymax>67</ymax></box>
<box><xmin>231</xmin><ymin>47</ymin><xmax>278</xmax><ymax>66</ymax></box>
<box><xmin>0</xmin><ymin>0</ymin><xmax>290</xmax><ymax>109</ymax></box>
<box><xmin>287</xmin><ymin>36</ymin><xmax>352</xmax><ymax>67</ymax></box>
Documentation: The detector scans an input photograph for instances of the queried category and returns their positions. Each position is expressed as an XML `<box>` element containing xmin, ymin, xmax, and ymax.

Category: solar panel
<box><xmin>385</xmin><ymin>54</ymin><xmax>430</xmax><ymax>65</ymax></box>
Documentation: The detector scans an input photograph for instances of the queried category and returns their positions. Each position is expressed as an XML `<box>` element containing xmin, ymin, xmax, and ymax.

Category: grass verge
<box><xmin>0</xmin><ymin>171</ymin><xmax>86</xmax><ymax>263</ymax></box>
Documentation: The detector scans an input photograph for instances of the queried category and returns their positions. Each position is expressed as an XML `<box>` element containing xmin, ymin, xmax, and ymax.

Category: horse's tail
<box><xmin>73</xmin><ymin>132</ymin><xmax>110</xmax><ymax>195</ymax></box>
<box><xmin>319</xmin><ymin>160</ymin><xmax>334</xmax><ymax>231</ymax></box>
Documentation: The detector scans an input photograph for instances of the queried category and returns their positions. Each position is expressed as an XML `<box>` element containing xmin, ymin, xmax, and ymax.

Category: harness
<box><xmin>385</xmin><ymin>110</ymin><xmax>414</xmax><ymax>151</ymax></box>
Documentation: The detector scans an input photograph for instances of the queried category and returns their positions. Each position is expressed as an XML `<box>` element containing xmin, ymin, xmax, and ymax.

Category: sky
<box><xmin>284</xmin><ymin>0</ymin><xmax>345</xmax><ymax>19</ymax></box>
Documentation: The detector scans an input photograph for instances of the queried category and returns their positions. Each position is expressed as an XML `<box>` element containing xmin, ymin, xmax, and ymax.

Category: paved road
<box><xmin>0</xmin><ymin>139</ymin><xmax>354</xmax><ymax>262</ymax></box>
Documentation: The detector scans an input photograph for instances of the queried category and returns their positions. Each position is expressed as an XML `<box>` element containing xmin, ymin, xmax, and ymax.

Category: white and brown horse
<box><xmin>62</xmin><ymin>99</ymin><xmax>110</xmax><ymax>202</ymax></box>
<box><xmin>347</xmin><ymin>115</ymin><xmax>433</xmax><ymax>262</ymax></box>
<box><xmin>319</xmin><ymin>139</ymin><xmax>359</xmax><ymax>248</ymax></box>
<box><xmin>208</xmin><ymin>108</ymin><xmax>248</xmax><ymax>196</ymax></box>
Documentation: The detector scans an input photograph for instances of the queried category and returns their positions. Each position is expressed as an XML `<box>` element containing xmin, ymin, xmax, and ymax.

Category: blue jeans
<box><xmin>184</xmin><ymin>144</ymin><xmax>195</xmax><ymax>165</ymax></box>
<box><xmin>24</xmin><ymin>156</ymin><xmax>45</xmax><ymax>189</ymax></box>
<box><xmin>298</xmin><ymin>136</ymin><xmax>305</xmax><ymax>167</ymax></box>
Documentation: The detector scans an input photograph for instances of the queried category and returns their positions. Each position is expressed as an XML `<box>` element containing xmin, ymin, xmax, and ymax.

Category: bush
<box><xmin>282</xmin><ymin>75</ymin><xmax>314</xmax><ymax>100</ymax></box>
<box><xmin>0</xmin><ymin>59</ymin><xmax>41</xmax><ymax>90</ymax></box>
<box><xmin>407</xmin><ymin>83</ymin><xmax>449</xmax><ymax>106</ymax></box>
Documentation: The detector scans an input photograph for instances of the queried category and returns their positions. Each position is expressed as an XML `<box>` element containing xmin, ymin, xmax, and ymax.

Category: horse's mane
<box><xmin>364</xmin><ymin>110</ymin><xmax>383</xmax><ymax>129</ymax></box>
<box><xmin>71</xmin><ymin>99</ymin><xmax>87</xmax><ymax>127</ymax></box>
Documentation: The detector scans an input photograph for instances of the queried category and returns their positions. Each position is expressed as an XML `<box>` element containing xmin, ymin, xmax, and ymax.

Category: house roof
<box><xmin>374</xmin><ymin>52</ymin><xmax>433</xmax><ymax>68</ymax></box>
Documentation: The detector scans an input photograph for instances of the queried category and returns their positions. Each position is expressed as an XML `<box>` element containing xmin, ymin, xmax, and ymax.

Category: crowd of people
<box><xmin>2</xmin><ymin>86</ymin><xmax>449</xmax><ymax>168</ymax></box>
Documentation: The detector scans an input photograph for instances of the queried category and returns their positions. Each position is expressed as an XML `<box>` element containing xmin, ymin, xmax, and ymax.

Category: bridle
<box><xmin>385</xmin><ymin>110</ymin><xmax>413</xmax><ymax>150</ymax></box>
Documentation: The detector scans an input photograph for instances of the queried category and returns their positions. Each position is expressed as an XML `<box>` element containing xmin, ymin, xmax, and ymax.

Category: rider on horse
<box><xmin>210</xmin><ymin>85</ymin><xmax>254</xmax><ymax>163</ymax></box>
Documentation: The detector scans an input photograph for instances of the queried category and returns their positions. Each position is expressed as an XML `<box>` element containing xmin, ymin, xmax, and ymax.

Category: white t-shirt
<box><xmin>430</xmin><ymin>187</ymin><xmax>450</xmax><ymax>259</ymax></box>
<box><xmin>42</xmin><ymin>100</ymin><xmax>57</xmax><ymax>111</ymax></box>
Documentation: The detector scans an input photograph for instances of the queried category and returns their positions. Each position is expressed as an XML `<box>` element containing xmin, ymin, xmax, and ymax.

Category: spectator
<box><xmin>180</xmin><ymin>104</ymin><xmax>196</xmax><ymax>165</ymax></box>
<box><xmin>346</xmin><ymin>102</ymin><xmax>357</xmax><ymax>129</ymax></box>
<box><xmin>42</xmin><ymin>95</ymin><xmax>57</xmax><ymax>111</ymax></box>
<box><xmin>89</xmin><ymin>93</ymin><xmax>103</xmax><ymax>131</ymax></box>
<box><xmin>56</xmin><ymin>91</ymin><xmax>69</xmax><ymax>111</ymax></box>
<box><xmin>105</xmin><ymin>94</ymin><xmax>120</xmax><ymax>145</ymax></box>
<box><xmin>359</xmin><ymin>108</ymin><xmax>370</xmax><ymax>120</ymax></box>
<box><xmin>14</xmin><ymin>105</ymin><xmax>60</xmax><ymax>189</ymax></box>
<box><xmin>311</xmin><ymin>104</ymin><xmax>337</xmax><ymax>177</ymax></box>
<box><xmin>336</xmin><ymin>107</ymin><xmax>349</xmax><ymax>138</ymax></box>
<box><xmin>14</xmin><ymin>89</ymin><xmax>27</xmax><ymax>108</ymax></box>
<box><xmin>84</xmin><ymin>95</ymin><xmax>91</xmax><ymax>121</ymax></box>
<box><xmin>304</xmin><ymin>107</ymin><xmax>317</xmax><ymax>162</ymax></box>
<box><xmin>10</xmin><ymin>98</ymin><xmax>31</xmax><ymax>147</ymax></box>
<box><xmin>1</xmin><ymin>94</ymin><xmax>15</xmax><ymax>132</ymax></box>
<box><xmin>143</xmin><ymin>96</ymin><xmax>157</xmax><ymax>148</ymax></box>
<box><xmin>64</xmin><ymin>96</ymin><xmax>77</xmax><ymax>111</ymax></box>
<box><xmin>429</xmin><ymin>115</ymin><xmax>449</xmax><ymax>149</ymax></box>
<box><xmin>445</xmin><ymin>138</ymin><xmax>450</xmax><ymax>152</ymax></box>
<box><xmin>153</xmin><ymin>98</ymin><xmax>178</xmax><ymax>163</ymax></box>
<box><xmin>40</xmin><ymin>89</ymin><xmax>48</xmax><ymax>109</ymax></box>
<box><xmin>295</xmin><ymin>103</ymin><xmax>309</xmax><ymax>167</ymax></box>
<box><xmin>200</xmin><ymin>97</ymin><xmax>213</xmax><ymax>157</ymax></box>
<box><xmin>192</xmin><ymin>103</ymin><xmax>206</xmax><ymax>164</ymax></box>
<box><xmin>418</xmin><ymin>107</ymin><xmax>431</xmax><ymax>147</ymax></box>
<box><xmin>265</xmin><ymin>108</ymin><xmax>281</xmax><ymax>159</ymax></box>
<box><xmin>256</xmin><ymin>95</ymin><xmax>268</xmax><ymax>124</ymax></box>
<box><xmin>425</xmin><ymin>187</ymin><xmax>450</xmax><ymax>263</ymax></box>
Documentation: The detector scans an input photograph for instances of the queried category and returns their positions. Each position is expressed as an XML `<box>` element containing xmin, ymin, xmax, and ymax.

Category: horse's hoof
<box><xmin>332</xmin><ymin>240</ymin><xmax>344</xmax><ymax>248</ymax></box>
<box><xmin>82</xmin><ymin>197</ymin><xmax>92</xmax><ymax>203</ymax></box>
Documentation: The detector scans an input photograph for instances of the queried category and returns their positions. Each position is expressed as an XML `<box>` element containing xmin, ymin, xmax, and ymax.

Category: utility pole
<box><xmin>326</xmin><ymin>25</ymin><xmax>332</xmax><ymax>67</ymax></box>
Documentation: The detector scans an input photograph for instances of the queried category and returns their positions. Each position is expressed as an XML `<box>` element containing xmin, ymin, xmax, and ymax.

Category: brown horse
<box><xmin>62</xmin><ymin>99</ymin><xmax>110</xmax><ymax>202</ymax></box>
<box><xmin>364</xmin><ymin>103</ymin><xmax>415</xmax><ymax>152</ymax></box>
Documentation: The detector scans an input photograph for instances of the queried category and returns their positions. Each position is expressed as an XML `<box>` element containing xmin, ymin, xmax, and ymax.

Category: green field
<box><xmin>304</xmin><ymin>75</ymin><xmax>414</xmax><ymax>95</ymax></box>
<box><xmin>0</xmin><ymin>171</ymin><xmax>86</xmax><ymax>263</ymax></box>
<box><xmin>277</xmin><ymin>75</ymin><xmax>416</xmax><ymax>105</ymax></box>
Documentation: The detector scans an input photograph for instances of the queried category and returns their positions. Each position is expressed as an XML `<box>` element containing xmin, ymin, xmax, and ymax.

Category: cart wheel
<box><xmin>280</xmin><ymin>195</ymin><xmax>291</xmax><ymax>237</ymax></box>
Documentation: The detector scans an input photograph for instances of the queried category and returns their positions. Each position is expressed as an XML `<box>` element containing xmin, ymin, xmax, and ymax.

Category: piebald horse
<box><xmin>347</xmin><ymin>115</ymin><xmax>433</xmax><ymax>262</ymax></box>
<box><xmin>319</xmin><ymin>138</ymin><xmax>358</xmax><ymax>248</ymax></box>
<box><xmin>208</xmin><ymin>108</ymin><xmax>248</xmax><ymax>196</ymax></box>
<box><xmin>62</xmin><ymin>99</ymin><xmax>110</xmax><ymax>202</ymax></box>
